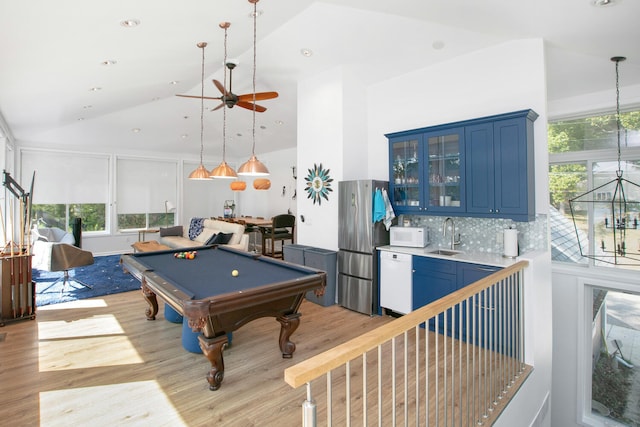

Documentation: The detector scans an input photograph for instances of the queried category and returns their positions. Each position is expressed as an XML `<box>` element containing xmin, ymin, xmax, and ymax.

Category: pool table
<box><xmin>120</xmin><ymin>245</ymin><xmax>326</xmax><ymax>391</ymax></box>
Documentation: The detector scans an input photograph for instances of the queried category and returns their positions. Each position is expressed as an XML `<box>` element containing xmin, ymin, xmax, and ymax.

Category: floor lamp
<box><xmin>164</xmin><ymin>201</ymin><xmax>176</xmax><ymax>228</ymax></box>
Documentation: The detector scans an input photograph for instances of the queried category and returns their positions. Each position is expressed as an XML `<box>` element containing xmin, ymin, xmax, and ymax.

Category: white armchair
<box><xmin>32</xmin><ymin>227</ymin><xmax>94</xmax><ymax>292</ymax></box>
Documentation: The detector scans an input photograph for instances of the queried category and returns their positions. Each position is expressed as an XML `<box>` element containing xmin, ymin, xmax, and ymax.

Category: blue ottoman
<box><xmin>164</xmin><ymin>305</ymin><xmax>183</xmax><ymax>323</ymax></box>
<box><xmin>180</xmin><ymin>317</ymin><xmax>233</xmax><ymax>353</ymax></box>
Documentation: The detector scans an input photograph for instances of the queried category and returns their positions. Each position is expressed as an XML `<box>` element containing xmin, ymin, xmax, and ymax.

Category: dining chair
<box><xmin>261</xmin><ymin>214</ymin><xmax>295</xmax><ymax>258</ymax></box>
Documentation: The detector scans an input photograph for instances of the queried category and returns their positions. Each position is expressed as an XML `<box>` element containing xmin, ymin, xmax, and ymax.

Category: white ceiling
<box><xmin>0</xmin><ymin>0</ymin><xmax>639</xmax><ymax>159</ymax></box>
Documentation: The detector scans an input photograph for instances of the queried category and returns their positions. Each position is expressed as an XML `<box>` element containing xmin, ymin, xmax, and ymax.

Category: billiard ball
<box><xmin>231</xmin><ymin>269</ymin><xmax>239</xmax><ymax>277</ymax></box>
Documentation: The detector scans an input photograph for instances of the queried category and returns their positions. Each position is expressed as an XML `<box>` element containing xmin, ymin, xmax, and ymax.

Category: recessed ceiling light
<box><xmin>260</xmin><ymin>125</ymin><xmax>267</xmax><ymax>130</ymax></box>
<box><xmin>432</xmin><ymin>40</ymin><xmax>445</xmax><ymax>50</ymax></box>
<box><xmin>181</xmin><ymin>134</ymin><xmax>189</xmax><ymax>139</ymax></box>
<box><xmin>101</xmin><ymin>59</ymin><xmax>117</xmax><ymax>66</ymax></box>
<box><xmin>120</xmin><ymin>19</ymin><xmax>140</xmax><ymax>28</ymax></box>
<box><xmin>592</xmin><ymin>0</ymin><xmax>618</xmax><ymax>6</ymax></box>
<box><xmin>249</xmin><ymin>9</ymin><xmax>263</xmax><ymax>18</ymax></box>
<box><xmin>300</xmin><ymin>48</ymin><xmax>313</xmax><ymax>57</ymax></box>
<box><xmin>83</xmin><ymin>105</ymin><xmax>92</xmax><ymax>109</ymax></box>
<box><xmin>77</xmin><ymin>117</ymin><xmax>85</xmax><ymax>121</ymax></box>
<box><xmin>132</xmin><ymin>128</ymin><xmax>141</xmax><ymax>133</ymax></box>
<box><xmin>89</xmin><ymin>87</ymin><xmax>102</xmax><ymax>92</ymax></box>
<box><xmin>169</xmin><ymin>81</ymin><xmax>179</xmax><ymax>85</ymax></box>
<box><xmin>237</xmin><ymin>133</ymin><xmax>243</xmax><ymax>137</ymax></box>
<box><xmin>275</xmin><ymin>120</ymin><xmax>284</xmax><ymax>125</ymax></box>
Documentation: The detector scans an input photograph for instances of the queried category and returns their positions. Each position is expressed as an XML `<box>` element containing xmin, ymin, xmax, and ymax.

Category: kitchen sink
<box><xmin>427</xmin><ymin>249</ymin><xmax>462</xmax><ymax>256</ymax></box>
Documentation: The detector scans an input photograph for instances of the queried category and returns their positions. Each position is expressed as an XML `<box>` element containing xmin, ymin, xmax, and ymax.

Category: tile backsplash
<box><xmin>401</xmin><ymin>214</ymin><xmax>548</xmax><ymax>256</ymax></box>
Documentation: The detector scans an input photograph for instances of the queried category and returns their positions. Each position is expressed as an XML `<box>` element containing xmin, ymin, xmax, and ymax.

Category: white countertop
<box><xmin>378</xmin><ymin>245</ymin><xmax>521</xmax><ymax>268</ymax></box>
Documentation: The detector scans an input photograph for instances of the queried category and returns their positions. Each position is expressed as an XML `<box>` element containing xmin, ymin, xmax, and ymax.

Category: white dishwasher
<box><xmin>379</xmin><ymin>251</ymin><xmax>412</xmax><ymax>314</ymax></box>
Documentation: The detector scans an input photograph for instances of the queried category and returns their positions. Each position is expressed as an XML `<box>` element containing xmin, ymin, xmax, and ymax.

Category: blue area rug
<box><xmin>34</xmin><ymin>254</ymin><xmax>140</xmax><ymax>307</ymax></box>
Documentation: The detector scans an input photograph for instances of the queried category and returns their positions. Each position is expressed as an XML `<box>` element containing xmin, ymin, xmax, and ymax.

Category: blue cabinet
<box><xmin>412</xmin><ymin>256</ymin><xmax>457</xmax><ymax>310</ymax></box>
<box><xmin>388</xmin><ymin>127</ymin><xmax>465</xmax><ymax>215</ymax></box>
<box><xmin>465</xmin><ymin>111</ymin><xmax>537</xmax><ymax>221</ymax></box>
<box><xmin>387</xmin><ymin>109</ymin><xmax>537</xmax><ymax>221</ymax></box>
<box><xmin>411</xmin><ymin>255</ymin><xmax>505</xmax><ymax>341</ymax></box>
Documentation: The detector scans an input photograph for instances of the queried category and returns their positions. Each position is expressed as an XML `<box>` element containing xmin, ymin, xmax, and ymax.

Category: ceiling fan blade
<box><xmin>236</xmin><ymin>91</ymin><xmax>279</xmax><ymax>102</ymax></box>
<box><xmin>211</xmin><ymin>103</ymin><xmax>225</xmax><ymax>111</ymax></box>
<box><xmin>176</xmin><ymin>94</ymin><xmax>222</xmax><ymax>101</ymax></box>
<box><xmin>213</xmin><ymin>79</ymin><xmax>229</xmax><ymax>96</ymax></box>
<box><xmin>236</xmin><ymin>101</ymin><xmax>267</xmax><ymax>113</ymax></box>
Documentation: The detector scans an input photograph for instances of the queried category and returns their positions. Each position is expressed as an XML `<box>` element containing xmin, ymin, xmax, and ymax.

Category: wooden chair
<box><xmin>261</xmin><ymin>214</ymin><xmax>295</xmax><ymax>258</ymax></box>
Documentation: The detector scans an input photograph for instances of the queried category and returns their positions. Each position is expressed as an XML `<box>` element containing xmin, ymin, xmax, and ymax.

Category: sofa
<box><xmin>158</xmin><ymin>218</ymin><xmax>249</xmax><ymax>251</ymax></box>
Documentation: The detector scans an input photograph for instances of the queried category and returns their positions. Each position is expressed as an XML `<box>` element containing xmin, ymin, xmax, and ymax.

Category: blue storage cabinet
<box><xmin>283</xmin><ymin>244</ymin><xmax>311</xmax><ymax>266</ymax></box>
<box><xmin>304</xmin><ymin>248</ymin><xmax>337</xmax><ymax>307</ymax></box>
<box><xmin>284</xmin><ymin>245</ymin><xmax>337</xmax><ymax>307</ymax></box>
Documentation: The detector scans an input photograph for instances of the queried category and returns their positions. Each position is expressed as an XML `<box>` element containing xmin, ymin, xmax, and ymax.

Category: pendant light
<box><xmin>210</xmin><ymin>22</ymin><xmax>238</xmax><ymax>179</ymax></box>
<box><xmin>569</xmin><ymin>56</ymin><xmax>640</xmax><ymax>265</ymax></box>
<box><xmin>237</xmin><ymin>0</ymin><xmax>270</xmax><ymax>177</ymax></box>
<box><xmin>188</xmin><ymin>42</ymin><xmax>212</xmax><ymax>180</ymax></box>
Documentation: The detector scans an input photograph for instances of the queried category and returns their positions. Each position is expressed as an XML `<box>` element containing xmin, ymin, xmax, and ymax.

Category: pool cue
<box><xmin>9</xmin><ymin>198</ymin><xmax>14</xmax><ymax>256</ymax></box>
<box><xmin>18</xmin><ymin>200</ymin><xmax>24</xmax><ymax>317</ymax></box>
<box><xmin>9</xmin><ymin>198</ymin><xmax>15</xmax><ymax>318</ymax></box>
<box><xmin>25</xmin><ymin>196</ymin><xmax>32</xmax><ymax>315</ymax></box>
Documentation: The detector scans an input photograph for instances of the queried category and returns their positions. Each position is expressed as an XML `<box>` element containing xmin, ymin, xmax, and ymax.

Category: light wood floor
<box><xmin>0</xmin><ymin>291</ymin><xmax>392</xmax><ymax>426</ymax></box>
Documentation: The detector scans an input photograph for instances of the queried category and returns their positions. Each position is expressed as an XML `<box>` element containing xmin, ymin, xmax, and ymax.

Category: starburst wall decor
<box><xmin>304</xmin><ymin>163</ymin><xmax>333</xmax><ymax>205</ymax></box>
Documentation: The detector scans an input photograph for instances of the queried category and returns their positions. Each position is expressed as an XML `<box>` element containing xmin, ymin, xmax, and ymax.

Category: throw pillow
<box><xmin>160</xmin><ymin>226</ymin><xmax>183</xmax><ymax>237</ymax></box>
<box><xmin>204</xmin><ymin>233</ymin><xmax>219</xmax><ymax>245</ymax></box>
<box><xmin>209</xmin><ymin>232</ymin><xmax>233</xmax><ymax>245</ymax></box>
<box><xmin>188</xmin><ymin>217</ymin><xmax>205</xmax><ymax>240</ymax></box>
<box><xmin>194</xmin><ymin>228</ymin><xmax>216</xmax><ymax>243</ymax></box>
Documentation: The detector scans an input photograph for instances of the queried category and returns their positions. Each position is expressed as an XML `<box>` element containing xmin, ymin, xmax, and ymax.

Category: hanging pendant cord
<box><xmin>613</xmin><ymin>56</ymin><xmax>626</xmax><ymax>178</ymax></box>
<box><xmin>223</xmin><ymin>25</ymin><xmax>229</xmax><ymax>162</ymax></box>
<box><xmin>251</xmin><ymin>0</ymin><xmax>257</xmax><ymax>156</ymax></box>
<box><xmin>199</xmin><ymin>43</ymin><xmax>206</xmax><ymax>165</ymax></box>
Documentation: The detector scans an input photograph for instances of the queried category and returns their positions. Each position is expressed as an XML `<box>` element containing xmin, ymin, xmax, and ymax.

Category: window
<box><xmin>549</xmin><ymin>110</ymin><xmax>640</xmax><ymax>270</ymax></box>
<box><xmin>116</xmin><ymin>158</ymin><xmax>177</xmax><ymax>231</ymax></box>
<box><xmin>21</xmin><ymin>151</ymin><xmax>109</xmax><ymax>232</ymax></box>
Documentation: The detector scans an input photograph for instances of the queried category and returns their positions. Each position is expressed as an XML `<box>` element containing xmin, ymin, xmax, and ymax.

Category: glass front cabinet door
<box><xmin>425</xmin><ymin>127</ymin><xmax>464</xmax><ymax>212</ymax></box>
<box><xmin>389</xmin><ymin>135</ymin><xmax>424</xmax><ymax>213</ymax></box>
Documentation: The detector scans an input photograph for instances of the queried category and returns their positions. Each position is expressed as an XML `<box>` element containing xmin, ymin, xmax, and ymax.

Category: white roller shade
<box><xmin>21</xmin><ymin>151</ymin><xmax>109</xmax><ymax>204</ymax></box>
<box><xmin>117</xmin><ymin>157</ymin><xmax>177</xmax><ymax>214</ymax></box>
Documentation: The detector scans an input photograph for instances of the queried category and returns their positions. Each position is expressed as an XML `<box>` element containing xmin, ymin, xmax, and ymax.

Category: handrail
<box><xmin>284</xmin><ymin>260</ymin><xmax>529</xmax><ymax>389</ymax></box>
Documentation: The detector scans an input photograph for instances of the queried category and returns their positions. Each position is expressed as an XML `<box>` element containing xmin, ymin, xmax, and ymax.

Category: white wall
<box><xmin>235</xmin><ymin>147</ymin><xmax>297</xmax><ymax>219</ymax></box>
<box><xmin>295</xmin><ymin>68</ymin><xmax>346</xmax><ymax>251</ymax></box>
<box><xmin>297</xmin><ymin>38</ymin><xmax>552</xmax><ymax>426</ymax></box>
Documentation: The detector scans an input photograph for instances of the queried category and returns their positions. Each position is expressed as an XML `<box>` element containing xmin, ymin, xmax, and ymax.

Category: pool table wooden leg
<box><xmin>141</xmin><ymin>279</ymin><xmax>158</xmax><ymax>320</ymax></box>
<box><xmin>198</xmin><ymin>334</ymin><xmax>229</xmax><ymax>391</ymax></box>
<box><xmin>277</xmin><ymin>313</ymin><xmax>301</xmax><ymax>358</ymax></box>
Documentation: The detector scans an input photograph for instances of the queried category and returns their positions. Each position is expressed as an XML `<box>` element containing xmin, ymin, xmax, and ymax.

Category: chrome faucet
<box><xmin>442</xmin><ymin>217</ymin><xmax>461</xmax><ymax>250</ymax></box>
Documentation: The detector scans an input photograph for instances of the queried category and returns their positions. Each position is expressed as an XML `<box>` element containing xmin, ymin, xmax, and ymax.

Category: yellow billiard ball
<box><xmin>231</xmin><ymin>269</ymin><xmax>239</xmax><ymax>277</ymax></box>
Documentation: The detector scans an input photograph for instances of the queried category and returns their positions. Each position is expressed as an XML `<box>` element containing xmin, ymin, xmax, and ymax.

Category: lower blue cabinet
<box><xmin>412</xmin><ymin>256</ymin><xmax>507</xmax><ymax>350</ymax></box>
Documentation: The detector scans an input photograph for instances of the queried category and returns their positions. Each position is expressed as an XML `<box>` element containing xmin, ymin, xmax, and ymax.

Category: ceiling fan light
<box><xmin>188</xmin><ymin>164</ymin><xmax>212</xmax><ymax>180</ymax></box>
<box><xmin>237</xmin><ymin>155</ymin><xmax>269</xmax><ymax>176</ymax></box>
<box><xmin>210</xmin><ymin>161</ymin><xmax>238</xmax><ymax>179</ymax></box>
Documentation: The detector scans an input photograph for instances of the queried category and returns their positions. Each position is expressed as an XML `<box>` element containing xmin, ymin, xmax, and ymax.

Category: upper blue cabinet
<box><xmin>387</xmin><ymin>109</ymin><xmax>538</xmax><ymax>222</ymax></box>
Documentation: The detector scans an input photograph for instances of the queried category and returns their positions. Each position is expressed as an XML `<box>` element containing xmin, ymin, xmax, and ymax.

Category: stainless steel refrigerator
<box><xmin>338</xmin><ymin>180</ymin><xmax>391</xmax><ymax>315</ymax></box>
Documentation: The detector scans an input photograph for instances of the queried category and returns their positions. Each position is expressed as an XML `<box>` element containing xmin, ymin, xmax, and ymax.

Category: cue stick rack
<box><xmin>0</xmin><ymin>171</ymin><xmax>36</xmax><ymax>326</ymax></box>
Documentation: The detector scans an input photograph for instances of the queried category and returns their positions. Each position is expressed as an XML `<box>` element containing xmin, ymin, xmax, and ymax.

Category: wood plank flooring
<box><xmin>0</xmin><ymin>291</ymin><xmax>392</xmax><ymax>426</ymax></box>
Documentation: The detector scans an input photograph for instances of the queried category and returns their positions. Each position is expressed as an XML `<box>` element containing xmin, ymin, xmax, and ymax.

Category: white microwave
<box><xmin>389</xmin><ymin>226</ymin><xmax>429</xmax><ymax>248</ymax></box>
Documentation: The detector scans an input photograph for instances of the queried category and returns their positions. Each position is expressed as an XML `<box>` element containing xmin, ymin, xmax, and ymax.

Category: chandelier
<box><xmin>569</xmin><ymin>56</ymin><xmax>640</xmax><ymax>265</ymax></box>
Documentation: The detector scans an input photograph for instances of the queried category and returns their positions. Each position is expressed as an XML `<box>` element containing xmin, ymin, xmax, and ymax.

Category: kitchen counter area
<box><xmin>378</xmin><ymin>244</ymin><xmax>521</xmax><ymax>268</ymax></box>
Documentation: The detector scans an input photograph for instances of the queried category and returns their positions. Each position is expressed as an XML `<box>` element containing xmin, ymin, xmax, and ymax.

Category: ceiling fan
<box><xmin>177</xmin><ymin>60</ymin><xmax>278</xmax><ymax>113</ymax></box>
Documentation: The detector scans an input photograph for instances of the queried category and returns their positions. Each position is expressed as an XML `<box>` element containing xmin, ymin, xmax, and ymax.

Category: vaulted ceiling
<box><xmin>0</xmin><ymin>0</ymin><xmax>638</xmax><ymax>159</ymax></box>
